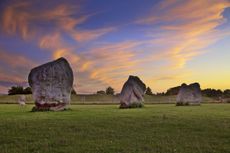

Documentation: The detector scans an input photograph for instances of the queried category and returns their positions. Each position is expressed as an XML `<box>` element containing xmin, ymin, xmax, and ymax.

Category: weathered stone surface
<box><xmin>28</xmin><ymin>57</ymin><xmax>74</xmax><ymax>111</ymax></box>
<box><xmin>18</xmin><ymin>95</ymin><xmax>26</xmax><ymax>106</ymax></box>
<box><xmin>119</xmin><ymin>75</ymin><xmax>146</xmax><ymax>108</ymax></box>
<box><xmin>176</xmin><ymin>83</ymin><xmax>202</xmax><ymax>106</ymax></box>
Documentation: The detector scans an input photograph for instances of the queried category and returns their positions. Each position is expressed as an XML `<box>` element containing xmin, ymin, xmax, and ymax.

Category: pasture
<box><xmin>0</xmin><ymin>103</ymin><xmax>229</xmax><ymax>153</ymax></box>
<box><xmin>0</xmin><ymin>94</ymin><xmax>215</xmax><ymax>104</ymax></box>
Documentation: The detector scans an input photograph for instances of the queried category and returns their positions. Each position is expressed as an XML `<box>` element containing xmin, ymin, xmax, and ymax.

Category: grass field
<box><xmin>0</xmin><ymin>104</ymin><xmax>229</xmax><ymax>153</ymax></box>
<box><xmin>0</xmin><ymin>94</ymin><xmax>215</xmax><ymax>104</ymax></box>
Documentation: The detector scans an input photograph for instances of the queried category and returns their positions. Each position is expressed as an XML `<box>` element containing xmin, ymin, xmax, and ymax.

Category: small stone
<box><xmin>18</xmin><ymin>95</ymin><xmax>26</xmax><ymax>106</ymax></box>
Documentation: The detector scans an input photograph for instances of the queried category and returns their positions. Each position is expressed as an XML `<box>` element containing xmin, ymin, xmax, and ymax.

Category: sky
<box><xmin>0</xmin><ymin>0</ymin><xmax>230</xmax><ymax>94</ymax></box>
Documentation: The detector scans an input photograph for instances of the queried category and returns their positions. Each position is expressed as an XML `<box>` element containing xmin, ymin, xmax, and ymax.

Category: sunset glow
<box><xmin>0</xmin><ymin>0</ymin><xmax>230</xmax><ymax>94</ymax></box>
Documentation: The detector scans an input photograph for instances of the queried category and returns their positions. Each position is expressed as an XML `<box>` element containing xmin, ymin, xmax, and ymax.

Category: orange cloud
<box><xmin>1</xmin><ymin>0</ymin><xmax>229</xmax><ymax>94</ymax></box>
<box><xmin>138</xmin><ymin>0</ymin><xmax>230</xmax><ymax>70</ymax></box>
<box><xmin>39</xmin><ymin>33</ymin><xmax>63</xmax><ymax>49</ymax></box>
<box><xmin>2</xmin><ymin>2</ymin><xmax>32</xmax><ymax>39</ymax></box>
<box><xmin>1</xmin><ymin>1</ymin><xmax>113</xmax><ymax>42</ymax></box>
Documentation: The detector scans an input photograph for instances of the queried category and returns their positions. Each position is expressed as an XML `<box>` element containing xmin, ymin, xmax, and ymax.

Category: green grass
<box><xmin>0</xmin><ymin>94</ymin><xmax>215</xmax><ymax>104</ymax></box>
<box><xmin>0</xmin><ymin>104</ymin><xmax>229</xmax><ymax>153</ymax></box>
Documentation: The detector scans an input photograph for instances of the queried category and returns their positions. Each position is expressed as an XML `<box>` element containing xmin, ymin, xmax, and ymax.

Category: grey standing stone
<box><xmin>119</xmin><ymin>75</ymin><xmax>146</xmax><ymax>108</ymax></box>
<box><xmin>176</xmin><ymin>83</ymin><xmax>202</xmax><ymax>106</ymax></box>
<box><xmin>28</xmin><ymin>57</ymin><xmax>74</xmax><ymax>111</ymax></box>
<box><xmin>18</xmin><ymin>95</ymin><xmax>26</xmax><ymax>106</ymax></box>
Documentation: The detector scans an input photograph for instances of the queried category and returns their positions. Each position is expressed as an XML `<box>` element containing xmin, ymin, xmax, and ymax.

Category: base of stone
<box><xmin>31</xmin><ymin>106</ymin><xmax>71</xmax><ymax>112</ymax></box>
<box><xmin>31</xmin><ymin>102</ymin><xmax>69</xmax><ymax>112</ymax></box>
<box><xmin>176</xmin><ymin>102</ymin><xmax>201</xmax><ymax>106</ymax></box>
<box><xmin>119</xmin><ymin>102</ymin><xmax>144</xmax><ymax>109</ymax></box>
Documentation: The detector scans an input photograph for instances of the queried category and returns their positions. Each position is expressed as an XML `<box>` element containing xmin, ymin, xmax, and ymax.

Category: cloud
<box><xmin>137</xmin><ymin>0</ymin><xmax>230</xmax><ymax>69</ymax></box>
<box><xmin>1</xmin><ymin>1</ymin><xmax>32</xmax><ymax>39</ymax></box>
<box><xmin>0</xmin><ymin>49</ymin><xmax>36</xmax><ymax>89</ymax></box>
<box><xmin>0</xmin><ymin>0</ymin><xmax>230</xmax><ymax>94</ymax></box>
<box><xmin>46</xmin><ymin>41</ymin><xmax>141</xmax><ymax>93</ymax></box>
<box><xmin>0</xmin><ymin>50</ymin><xmax>36</xmax><ymax>69</ymax></box>
<box><xmin>0</xmin><ymin>1</ymin><xmax>116</xmax><ymax>93</ymax></box>
<box><xmin>1</xmin><ymin>1</ymin><xmax>113</xmax><ymax>42</ymax></box>
<box><xmin>39</xmin><ymin>33</ymin><xmax>64</xmax><ymax>49</ymax></box>
<box><xmin>71</xmin><ymin>27</ymin><xmax>115</xmax><ymax>42</ymax></box>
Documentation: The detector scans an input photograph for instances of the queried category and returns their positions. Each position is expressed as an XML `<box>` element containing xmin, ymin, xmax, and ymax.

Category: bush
<box><xmin>106</xmin><ymin>87</ymin><xmax>115</xmax><ymax>95</ymax></box>
<box><xmin>97</xmin><ymin>90</ymin><xmax>106</xmax><ymax>95</ymax></box>
<box><xmin>8</xmin><ymin>86</ymin><xmax>24</xmax><ymax>95</ymax></box>
<box><xmin>129</xmin><ymin>102</ymin><xmax>144</xmax><ymax>108</ymax></box>
<box><xmin>202</xmin><ymin>88</ymin><xmax>223</xmax><ymax>97</ymax></box>
<box><xmin>146</xmin><ymin>87</ymin><xmax>153</xmax><ymax>95</ymax></box>
<box><xmin>8</xmin><ymin>86</ymin><xmax>32</xmax><ymax>95</ymax></box>
<box><xmin>119</xmin><ymin>102</ymin><xmax>144</xmax><ymax>109</ymax></box>
<box><xmin>165</xmin><ymin>86</ymin><xmax>180</xmax><ymax>95</ymax></box>
<box><xmin>176</xmin><ymin>102</ymin><xmax>189</xmax><ymax>106</ymax></box>
<box><xmin>24</xmin><ymin>87</ymin><xmax>32</xmax><ymax>94</ymax></box>
<box><xmin>71</xmin><ymin>89</ymin><xmax>77</xmax><ymax>95</ymax></box>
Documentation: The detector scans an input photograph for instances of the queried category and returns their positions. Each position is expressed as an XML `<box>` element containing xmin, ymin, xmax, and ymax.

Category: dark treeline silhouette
<box><xmin>106</xmin><ymin>86</ymin><xmax>115</xmax><ymax>95</ymax></box>
<box><xmin>8</xmin><ymin>86</ymin><xmax>77</xmax><ymax>95</ymax></box>
<box><xmin>8</xmin><ymin>86</ymin><xmax>32</xmax><ymax>95</ymax></box>
<box><xmin>97</xmin><ymin>90</ymin><xmax>106</xmax><ymax>95</ymax></box>
<box><xmin>143</xmin><ymin>86</ymin><xmax>230</xmax><ymax>98</ymax></box>
<box><xmin>165</xmin><ymin>86</ymin><xmax>230</xmax><ymax>98</ymax></box>
<box><xmin>165</xmin><ymin>86</ymin><xmax>181</xmax><ymax>95</ymax></box>
<box><xmin>146</xmin><ymin>87</ymin><xmax>153</xmax><ymax>95</ymax></box>
<box><xmin>8</xmin><ymin>85</ymin><xmax>230</xmax><ymax>98</ymax></box>
<box><xmin>96</xmin><ymin>86</ymin><xmax>115</xmax><ymax>95</ymax></box>
<box><xmin>71</xmin><ymin>89</ymin><xmax>77</xmax><ymax>95</ymax></box>
<box><xmin>202</xmin><ymin>88</ymin><xmax>230</xmax><ymax>98</ymax></box>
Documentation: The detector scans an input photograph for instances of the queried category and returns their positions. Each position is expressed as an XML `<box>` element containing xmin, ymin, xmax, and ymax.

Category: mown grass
<box><xmin>0</xmin><ymin>104</ymin><xmax>229</xmax><ymax>153</ymax></box>
<box><xmin>0</xmin><ymin>94</ymin><xmax>215</xmax><ymax>104</ymax></box>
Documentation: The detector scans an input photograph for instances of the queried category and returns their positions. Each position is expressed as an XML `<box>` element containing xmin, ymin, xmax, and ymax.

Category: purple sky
<box><xmin>0</xmin><ymin>0</ymin><xmax>230</xmax><ymax>94</ymax></box>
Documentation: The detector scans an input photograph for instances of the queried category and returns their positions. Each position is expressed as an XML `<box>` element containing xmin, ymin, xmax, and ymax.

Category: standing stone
<box><xmin>18</xmin><ymin>95</ymin><xmax>26</xmax><ymax>106</ymax></box>
<box><xmin>119</xmin><ymin>75</ymin><xmax>146</xmax><ymax>108</ymax></box>
<box><xmin>28</xmin><ymin>57</ymin><xmax>74</xmax><ymax>111</ymax></box>
<box><xmin>176</xmin><ymin>83</ymin><xmax>202</xmax><ymax>106</ymax></box>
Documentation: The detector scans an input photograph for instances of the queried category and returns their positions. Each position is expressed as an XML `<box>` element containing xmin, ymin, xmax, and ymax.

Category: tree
<box><xmin>71</xmin><ymin>89</ymin><xmax>77</xmax><ymax>95</ymax></box>
<box><xmin>145</xmin><ymin>87</ymin><xmax>153</xmax><ymax>95</ymax></box>
<box><xmin>8</xmin><ymin>86</ymin><xmax>24</xmax><ymax>95</ymax></box>
<box><xmin>97</xmin><ymin>90</ymin><xmax>106</xmax><ymax>95</ymax></box>
<box><xmin>223</xmin><ymin>89</ymin><xmax>230</xmax><ymax>98</ymax></box>
<box><xmin>165</xmin><ymin>86</ymin><xmax>181</xmax><ymax>95</ymax></box>
<box><xmin>23</xmin><ymin>87</ymin><xmax>32</xmax><ymax>94</ymax></box>
<box><xmin>156</xmin><ymin>92</ymin><xmax>165</xmax><ymax>96</ymax></box>
<box><xmin>106</xmin><ymin>86</ymin><xmax>115</xmax><ymax>95</ymax></box>
<box><xmin>202</xmin><ymin>88</ymin><xmax>223</xmax><ymax>97</ymax></box>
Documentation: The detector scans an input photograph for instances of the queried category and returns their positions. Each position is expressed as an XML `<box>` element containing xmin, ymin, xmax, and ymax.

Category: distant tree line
<box><xmin>8</xmin><ymin>86</ymin><xmax>32</xmax><ymax>95</ymax></box>
<box><xmin>164</xmin><ymin>86</ymin><xmax>230</xmax><ymax>98</ymax></box>
<box><xmin>8</xmin><ymin>85</ymin><xmax>230</xmax><ymax>98</ymax></box>
<box><xmin>143</xmin><ymin>86</ymin><xmax>230</xmax><ymax>98</ymax></box>
<box><xmin>8</xmin><ymin>86</ymin><xmax>78</xmax><ymax>95</ymax></box>
<box><xmin>202</xmin><ymin>89</ymin><xmax>230</xmax><ymax>98</ymax></box>
<box><xmin>96</xmin><ymin>86</ymin><xmax>115</xmax><ymax>95</ymax></box>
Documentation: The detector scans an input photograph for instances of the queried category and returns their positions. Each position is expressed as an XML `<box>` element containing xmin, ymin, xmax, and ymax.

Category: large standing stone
<box><xmin>119</xmin><ymin>75</ymin><xmax>146</xmax><ymax>108</ymax></box>
<box><xmin>176</xmin><ymin>83</ymin><xmax>202</xmax><ymax>106</ymax></box>
<box><xmin>28</xmin><ymin>57</ymin><xmax>74</xmax><ymax>111</ymax></box>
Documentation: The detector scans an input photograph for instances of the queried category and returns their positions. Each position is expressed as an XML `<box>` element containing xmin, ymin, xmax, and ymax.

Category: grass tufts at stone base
<box><xmin>119</xmin><ymin>102</ymin><xmax>144</xmax><ymax>109</ymax></box>
<box><xmin>31</xmin><ymin>106</ymin><xmax>72</xmax><ymax>112</ymax></box>
<box><xmin>176</xmin><ymin>102</ymin><xmax>200</xmax><ymax>106</ymax></box>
